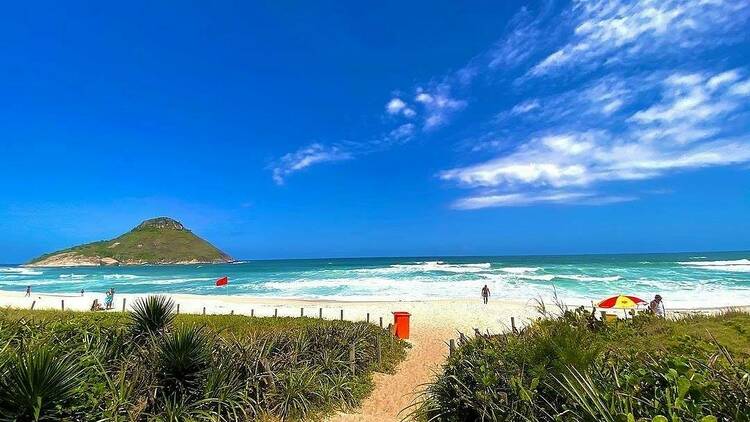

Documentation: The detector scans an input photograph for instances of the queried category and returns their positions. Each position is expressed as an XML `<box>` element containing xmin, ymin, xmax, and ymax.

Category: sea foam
<box><xmin>678</xmin><ymin>259</ymin><xmax>750</xmax><ymax>272</ymax></box>
<box><xmin>0</xmin><ymin>267</ymin><xmax>43</xmax><ymax>276</ymax></box>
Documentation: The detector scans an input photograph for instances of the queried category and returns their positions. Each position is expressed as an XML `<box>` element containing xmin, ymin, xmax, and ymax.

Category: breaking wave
<box><xmin>0</xmin><ymin>267</ymin><xmax>43</xmax><ymax>276</ymax></box>
<box><xmin>499</xmin><ymin>267</ymin><xmax>540</xmax><ymax>274</ymax></box>
<box><xmin>356</xmin><ymin>261</ymin><xmax>492</xmax><ymax>274</ymax></box>
<box><xmin>2</xmin><ymin>254</ymin><xmax>750</xmax><ymax>307</ymax></box>
<box><xmin>123</xmin><ymin>277</ymin><xmax>215</xmax><ymax>285</ymax></box>
<box><xmin>103</xmin><ymin>274</ymin><xmax>141</xmax><ymax>280</ymax></box>
<box><xmin>678</xmin><ymin>259</ymin><xmax>750</xmax><ymax>273</ymax></box>
<box><xmin>556</xmin><ymin>274</ymin><xmax>622</xmax><ymax>282</ymax></box>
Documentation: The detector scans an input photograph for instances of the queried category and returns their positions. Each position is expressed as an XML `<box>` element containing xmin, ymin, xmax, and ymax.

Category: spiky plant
<box><xmin>270</xmin><ymin>366</ymin><xmax>322</xmax><ymax>420</ymax></box>
<box><xmin>156</xmin><ymin>325</ymin><xmax>209</xmax><ymax>398</ymax></box>
<box><xmin>319</xmin><ymin>372</ymin><xmax>357</xmax><ymax>409</ymax></box>
<box><xmin>153</xmin><ymin>393</ymin><xmax>203</xmax><ymax>422</ymax></box>
<box><xmin>130</xmin><ymin>295</ymin><xmax>176</xmax><ymax>334</ymax></box>
<box><xmin>202</xmin><ymin>361</ymin><xmax>257</xmax><ymax>421</ymax></box>
<box><xmin>0</xmin><ymin>347</ymin><xmax>82</xmax><ymax>421</ymax></box>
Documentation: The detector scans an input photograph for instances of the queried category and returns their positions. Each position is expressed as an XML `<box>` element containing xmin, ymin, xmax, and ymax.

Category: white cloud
<box><xmin>414</xmin><ymin>86</ymin><xmax>467</xmax><ymax>130</ymax></box>
<box><xmin>707</xmin><ymin>70</ymin><xmax>740</xmax><ymax>91</ymax></box>
<box><xmin>386</xmin><ymin>98</ymin><xmax>406</xmax><ymax>114</ymax></box>
<box><xmin>511</xmin><ymin>100</ymin><xmax>540</xmax><ymax>114</ymax></box>
<box><xmin>487</xmin><ymin>4</ymin><xmax>559</xmax><ymax>71</ymax></box>
<box><xmin>415</xmin><ymin>93</ymin><xmax>432</xmax><ymax>104</ymax></box>
<box><xmin>270</xmin><ymin>1</ymin><xmax>750</xmax><ymax>193</ymax></box>
<box><xmin>529</xmin><ymin>0</ymin><xmax>750</xmax><ymax>77</ymax></box>
<box><xmin>502</xmin><ymin>75</ymin><xmax>635</xmax><ymax>124</ymax></box>
<box><xmin>272</xmin><ymin>143</ymin><xmax>351</xmax><ymax>185</ymax></box>
<box><xmin>442</xmin><ymin>69</ymin><xmax>750</xmax><ymax>198</ymax></box>
<box><xmin>729</xmin><ymin>79</ymin><xmax>750</xmax><ymax>96</ymax></box>
<box><xmin>385</xmin><ymin>97</ymin><xmax>416</xmax><ymax>118</ymax></box>
<box><xmin>452</xmin><ymin>191</ymin><xmax>636</xmax><ymax>209</ymax></box>
<box><xmin>387</xmin><ymin>123</ymin><xmax>416</xmax><ymax>142</ymax></box>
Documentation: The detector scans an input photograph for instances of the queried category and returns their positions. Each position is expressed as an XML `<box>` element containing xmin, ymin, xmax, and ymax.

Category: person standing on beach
<box><xmin>25</xmin><ymin>285</ymin><xmax>31</xmax><ymax>297</ymax></box>
<box><xmin>649</xmin><ymin>294</ymin><xmax>665</xmax><ymax>317</ymax></box>
<box><xmin>105</xmin><ymin>289</ymin><xmax>113</xmax><ymax>310</ymax></box>
<box><xmin>481</xmin><ymin>285</ymin><xmax>491</xmax><ymax>305</ymax></box>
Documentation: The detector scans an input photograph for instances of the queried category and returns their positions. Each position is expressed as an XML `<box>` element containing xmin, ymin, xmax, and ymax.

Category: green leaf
<box><xmin>652</xmin><ymin>416</ymin><xmax>668</xmax><ymax>422</ymax></box>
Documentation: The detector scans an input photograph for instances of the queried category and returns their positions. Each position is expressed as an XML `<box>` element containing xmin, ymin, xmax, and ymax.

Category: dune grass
<box><xmin>0</xmin><ymin>298</ymin><xmax>408</xmax><ymax>421</ymax></box>
<box><xmin>411</xmin><ymin>307</ymin><xmax>750</xmax><ymax>421</ymax></box>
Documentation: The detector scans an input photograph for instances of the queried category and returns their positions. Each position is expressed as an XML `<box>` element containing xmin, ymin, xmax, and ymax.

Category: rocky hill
<box><xmin>27</xmin><ymin>217</ymin><xmax>233</xmax><ymax>267</ymax></box>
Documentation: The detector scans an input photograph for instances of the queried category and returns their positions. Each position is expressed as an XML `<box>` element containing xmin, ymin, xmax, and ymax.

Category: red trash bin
<box><xmin>392</xmin><ymin>311</ymin><xmax>411</xmax><ymax>339</ymax></box>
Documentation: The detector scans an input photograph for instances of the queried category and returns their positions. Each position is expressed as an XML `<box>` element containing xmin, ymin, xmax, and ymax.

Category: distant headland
<box><xmin>25</xmin><ymin>217</ymin><xmax>233</xmax><ymax>267</ymax></box>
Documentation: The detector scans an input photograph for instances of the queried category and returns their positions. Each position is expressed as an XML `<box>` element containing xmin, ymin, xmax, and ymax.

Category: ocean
<box><xmin>2</xmin><ymin>251</ymin><xmax>750</xmax><ymax>308</ymax></box>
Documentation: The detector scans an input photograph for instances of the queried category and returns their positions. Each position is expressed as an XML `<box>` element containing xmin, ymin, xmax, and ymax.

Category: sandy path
<box><xmin>327</xmin><ymin>301</ymin><xmax>534</xmax><ymax>422</ymax></box>
<box><xmin>328</xmin><ymin>322</ymin><xmax>451</xmax><ymax>422</ymax></box>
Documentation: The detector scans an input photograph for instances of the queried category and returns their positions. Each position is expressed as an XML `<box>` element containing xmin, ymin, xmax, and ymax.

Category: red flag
<box><xmin>215</xmin><ymin>276</ymin><xmax>228</xmax><ymax>287</ymax></box>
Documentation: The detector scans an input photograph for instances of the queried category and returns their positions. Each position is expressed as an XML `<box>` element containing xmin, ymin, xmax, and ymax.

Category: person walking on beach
<box><xmin>649</xmin><ymin>294</ymin><xmax>665</xmax><ymax>317</ymax></box>
<box><xmin>481</xmin><ymin>284</ymin><xmax>491</xmax><ymax>305</ymax></box>
<box><xmin>25</xmin><ymin>285</ymin><xmax>31</xmax><ymax>297</ymax></box>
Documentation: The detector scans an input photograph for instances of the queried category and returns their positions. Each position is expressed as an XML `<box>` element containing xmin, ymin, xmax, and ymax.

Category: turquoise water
<box><xmin>2</xmin><ymin>251</ymin><xmax>750</xmax><ymax>307</ymax></box>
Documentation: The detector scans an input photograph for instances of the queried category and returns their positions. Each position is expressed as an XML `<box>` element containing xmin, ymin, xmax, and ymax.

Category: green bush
<box><xmin>0</xmin><ymin>300</ymin><xmax>408</xmax><ymax>420</ymax></box>
<box><xmin>0</xmin><ymin>347</ymin><xmax>83</xmax><ymax>421</ymax></box>
<box><xmin>411</xmin><ymin>308</ymin><xmax>750</xmax><ymax>421</ymax></box>
<box><xmin>130</xmin><ymin>295</ymin><xmax>176</xmax><ymax>334</ymax></box>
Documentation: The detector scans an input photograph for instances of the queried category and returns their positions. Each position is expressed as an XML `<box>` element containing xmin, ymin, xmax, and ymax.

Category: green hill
<box><xmin>27</xmin><ymin>217</ymin><xmax>233</xmax><ymax>266</ymax></box>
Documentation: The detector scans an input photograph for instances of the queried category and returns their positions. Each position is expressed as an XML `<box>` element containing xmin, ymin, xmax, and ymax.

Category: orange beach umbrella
<box><xmin>597</xmin><ymin>295</ymin><xmax>646</xmax><ymax>309</ymax></box>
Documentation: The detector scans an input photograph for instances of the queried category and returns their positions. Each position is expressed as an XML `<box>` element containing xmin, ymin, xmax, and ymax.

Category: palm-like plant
<box><xmin>202</xmin><ymin>362</ymin><xmax>257</xmax><ymax>420</ymax></box>
<box><xmin>270</xmin><ymin>366</ymin><xmax>322</xmax><ymax>420</ymax></box>
<box><xmin>130</xmin><ymin>295</ymin><xmax>176</xmax><ymax>334</ymax></box>
<box><xmin>0</xmin><ymin>347</ymin><xmax>82</xmax><ymax>421</ymax></box>
<box><xmin>156</xmin><ymin>325</ymin><xmax>209</xmax><ymax>398</ymax></box>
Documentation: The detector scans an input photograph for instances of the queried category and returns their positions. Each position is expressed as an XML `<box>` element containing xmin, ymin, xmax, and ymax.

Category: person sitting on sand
<box><xmin>90</xmin><ymin>299</ymin><xmax>103</xmax><ymax>311</ymax></box>
<box><xmin>481</xmin><ymin>284</ymin><xmax>491</xmax><ymax>305</ymax></box>
<box><xmin>649</xmin><ymin>294</ymin><xmax>665</xmax><ymax>317</ymax></box>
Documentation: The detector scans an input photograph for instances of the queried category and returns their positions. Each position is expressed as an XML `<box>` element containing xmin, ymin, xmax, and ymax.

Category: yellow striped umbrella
<box><xmin>597</xmin><ymin>295</ymin><xmax>646</xmax><ymax>309</ymax></box>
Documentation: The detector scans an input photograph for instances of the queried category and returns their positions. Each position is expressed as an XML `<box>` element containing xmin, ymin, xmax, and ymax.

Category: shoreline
<box><xmin>1</xmin><ymin>290</ymin><xmax>748</xmax><ymax>329</ymax></box>
<box><xmin>3</xmin><ymin>288</ymin><xmax>749</xmax><ymax>310</ymax></box>
<box><xmin>0</xmin><ymin>290</ymin><xmax>534</xmax><ymax>334</ymax></box>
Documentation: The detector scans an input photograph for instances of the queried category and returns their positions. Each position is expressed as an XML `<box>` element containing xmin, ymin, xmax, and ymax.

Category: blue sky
<box><xmin>2</xmin><ymin>0</ymin><xmax>750</xmax><ymax>262</ymax></box>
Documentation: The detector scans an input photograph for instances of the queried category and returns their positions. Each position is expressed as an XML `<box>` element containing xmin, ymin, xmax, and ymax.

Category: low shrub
<box><xmin>411</xmin><ymin>308</ymin><xmax>750</xmax><ymax>421</ymax></box>
<box><xmin>0</xmin><ymin>300</ymin><xmax>408</xmax><ymax>420</ymax></box>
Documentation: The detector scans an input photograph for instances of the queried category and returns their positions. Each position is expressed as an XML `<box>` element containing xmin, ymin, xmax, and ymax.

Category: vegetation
<box><xmin>411</xmin><ymin>307</ymin><xmax>750</xmax><ymax>421</ymax></box>
<box><xmin>27</xmin><ymin>217</ymin><xmax>232</xmax><ymax>265</ymax></box>
<box><xmin>0</xmin><ymin>298</ymin><xmax>408</xmax><ymax>420</ymax></box>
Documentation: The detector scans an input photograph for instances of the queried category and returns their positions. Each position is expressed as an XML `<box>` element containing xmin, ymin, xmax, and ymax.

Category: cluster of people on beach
<box><xmin>479</xmin><ymin>284</ymin><xmax>666</xmax><ymax>318</ymax></box>
<box><xmin>90</xmin><ymin>289</ymin><xmax>116</xmax><ymax>311</ymax></box>
<box><xmin>26</xmin><ymin>285</ymin><xmax>116</xmax><ymax>311</ymax></box>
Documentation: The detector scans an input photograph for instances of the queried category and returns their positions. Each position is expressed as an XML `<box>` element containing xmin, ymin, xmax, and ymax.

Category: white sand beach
<box><xmin>0</xmin><ymin>291</ymin><xmax>534</xmax><ymax>333</ymax></box>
